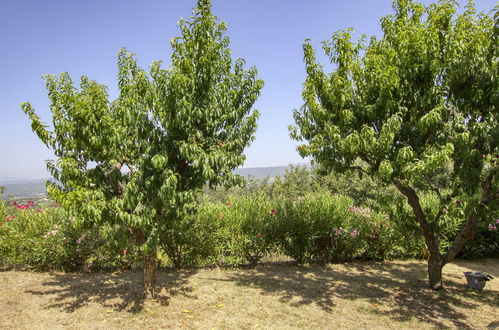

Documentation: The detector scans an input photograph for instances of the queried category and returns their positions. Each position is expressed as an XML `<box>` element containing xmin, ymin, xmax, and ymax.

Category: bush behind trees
<box><xmin>0</xmin><ymin>201</ymin><xmax>141</xmax><ymax>271</ymax></box>
<box><xmin>1</xmin><ymin>180</ymin><xmax>497</xmax><ymax>271</ymax></box>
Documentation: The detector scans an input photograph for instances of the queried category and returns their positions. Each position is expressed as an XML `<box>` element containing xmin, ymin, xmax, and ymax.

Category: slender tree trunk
<box><xmin>130</xmin><ymin>227</ymin><xmax>158</xmax><ymax>299</ymax></box>
<box><xmin>143</xmin><ymin>250</ymin><xmax>157</xmax><ymax>299</ymax></box>
<box><xmin>394</xmin><ymin>181</ymin><xmax>445</xmax><ymax>290</ymax></box>
<box><xmin>443</xmin><ymin>170</ymin><xmax>497</xmax><ymax>264</ymax></box>
<box><xmin>394</xmin><ymin>169</ymin><xmax>497</xmax><ymax>290</ymax></box>
<box><xmin>428</xmin><ymin>251</ymin><xmax>444</xmax><ymax>290</ymax></box>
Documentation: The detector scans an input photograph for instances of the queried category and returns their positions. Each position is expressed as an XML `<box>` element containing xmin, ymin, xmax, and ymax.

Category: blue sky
<box><xmin>1</xmin><ymin>0</ymin><xmax>496</xmax><ymax>179</ymax></box>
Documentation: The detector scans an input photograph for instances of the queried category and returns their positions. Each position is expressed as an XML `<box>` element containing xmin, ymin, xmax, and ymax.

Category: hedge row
<box><xmin>1</xmin><ymin>193</ymin><xmax>497</xmax><ymax>271</ymax></box>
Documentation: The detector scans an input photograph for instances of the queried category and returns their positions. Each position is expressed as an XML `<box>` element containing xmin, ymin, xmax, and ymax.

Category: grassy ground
<box><xmin>0</xmin><ymin>259</ymin><xmax>498</xmax><ymax>329</ymax></box>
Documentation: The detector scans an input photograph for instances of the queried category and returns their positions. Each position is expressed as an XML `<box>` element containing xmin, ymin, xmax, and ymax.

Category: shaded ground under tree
<box><xmin>1</xmin><ymin>259</ymin><xmax>497</xmax><ymax>329</ymax></box>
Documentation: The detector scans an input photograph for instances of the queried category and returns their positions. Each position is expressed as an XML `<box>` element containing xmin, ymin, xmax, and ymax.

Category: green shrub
<box><xmin>160</xmin><ymin>215</ymin><xmax>210</xmax><ymax>268</ymax></box>
<box><xmin>79</xmin><ymin>224</ymin><xmax>142</xmax><ymax>271</ymax></box>
<box><xmin>271</xmin><ymin>193</ymin><xmax>396</xmax><ymax>263</ymax></box>
<box><xmin>459</xmin><ymin>213</ymin><xmax>499</xmax><ymax>258</ymax></box>
<box><xmin>0</xmin><ymin>203</ymin><xmax>80</xmax><ymax>270</ymax></box>
<box><xmin>1</xmin><ymin>185</ymin><xmax>496</xmax><ymax>272</ymax></box>
<box><xmin>0</xmin><ymin>200</ymin><xmax>141</xmax><ymax>271</ymax></box>
<box><xmin>193</xmin><ymin>194</ymin><xmax>276</xmax><ymax>266</ymax></box>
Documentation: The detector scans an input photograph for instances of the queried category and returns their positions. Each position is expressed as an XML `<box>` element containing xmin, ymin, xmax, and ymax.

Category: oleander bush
<box><xmin>0</xmin><ymin>201</ymin><xmax>82</xmax><ymax>270</ymax></box>
<box><xmin>459</xmin><ymin>212</ymin><xmax>499</xmax><ymax>258</ymax></box>
<box><xmin>270</xmin><ymin>193</ymin><xmax>397</xmax><ymax>263</ymax></box>
<box><xmin>161</xmin><ymin>192</ymin><xmax>401</xmax><ymax>267</ymax></box>
<box><xmin>185</xmin><ymin>194</ymin><xmax>276</xmax><ymax>267</ymax></box>
<box><xmin>0</xmin><ymin>200</ymin><xmax>141</xmax><ymax>271</ymax></box>
<box><xmin>1</xmin><ymin>173</ymin><xmax>497</xmax><ymax>271</ymax></box>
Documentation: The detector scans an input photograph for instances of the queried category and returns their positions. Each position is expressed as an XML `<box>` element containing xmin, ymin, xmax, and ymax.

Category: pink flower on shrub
<box><xmin>348</xmin><ymin>206</ymin><xmax>372</xmax><ymax>218</ymax></box>
<box><xmin>488</xmin><ymin>224</ymin><xmax>497</xmax><ymax>231</ymax></box>
<box><xmin>496</xmin><ymin>219</ymin><xmax>499</xmax><ymax>224</ymax></box>
<box><xmin>6</xmin><ymin>216</ymin><xmax>15</xmax><ymax>222</ymax></box>
<box><xmin>270</xmin><ymin>209</ymin><xmax>277</xmax><ymax>215</ymax></box>
<box><xmin>35</xmin><ymin>208</ymin><xmax>43</xmax><ymax>213</ymax></box>
<box><xmin>334</xmin><ymin>228</ymin><xmax>343</xmax><ymax>236</ymax></box>
<box><xmin>11</xmin><ymin>201</ymin><xmax>17</xmax><ymax>206</ymax></box>
<box><xmin>226</xmin><ymin>202</ymin><xmax>233</xmax><ymax>207</ymax></box>
<box><xmin>350</xmin><ymin>229</ymin><xmax>359</xmax><ymax>237</ymax></box>
<box><xmin>257</xmin><ymin>232</ymin><xmax>262</xmax><ymax>239</ymax></box>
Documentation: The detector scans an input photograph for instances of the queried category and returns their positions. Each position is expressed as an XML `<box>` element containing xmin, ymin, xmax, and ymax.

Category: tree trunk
<box><xmin>129</xmin><ymin>227</ymin><xmax>157</xmax><ymax>299</ymax></box>
<box><xmin>428</xmin><ymin>252</ymin><xmax>444</xmax><ymax>290</ymax></box>
<box><xmin>394</xmin><ymin>169</ymin><xmax>497</xmax><ymax>290</ymax></box>
<box><xmin>143</xmin><ymin>250</ymin><xmax>157</xmax><ymax>299</ymax></box>
<box><xmin>394</xmin><ymin>181</ymin><xmax>446</xmax><ymax>290</ymax></box>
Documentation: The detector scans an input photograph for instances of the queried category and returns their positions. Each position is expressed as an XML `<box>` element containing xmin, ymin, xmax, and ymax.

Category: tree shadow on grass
<box><xmin>25</xmin><ymin>269</ymin><xmax>198</xmax><ymax>313</ymax></box>
<box><xmin>223</xmin><ymin>260</ymin><xmax>499</xmax><ymax>329</ymax></box>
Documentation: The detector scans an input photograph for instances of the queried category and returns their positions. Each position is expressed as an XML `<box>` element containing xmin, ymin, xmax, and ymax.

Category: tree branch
<box><xmin>393</xmin><ymin>180</ymin><xmax>441</xmax><ymax>254</ymax></box>
<box><xmin>443</xmin><ymin>167</ymin><xmax>497</xmax><ymax>264</ymax></box>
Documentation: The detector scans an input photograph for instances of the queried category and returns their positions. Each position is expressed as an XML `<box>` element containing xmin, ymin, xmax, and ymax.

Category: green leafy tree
<box><xmin>270</xmin><ymin>164</ymin><xmax>318</xmax><ymax>198</ymax></box>
<box><xmin>22</xmin><ymin>0</ymin><xmax>263</xmax><ymax>297</ymax></box>
<box><xmin>291</xmin><ymin>0</ymin><xmax>497</xmax><ymax>289</ymax></box>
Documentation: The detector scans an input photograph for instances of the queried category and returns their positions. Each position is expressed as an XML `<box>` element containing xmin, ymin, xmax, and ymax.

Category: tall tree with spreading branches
<box><xmin>291</xmin><ymin>0</ymin><xmax>498</xmax><ymax>289</ymax></box>
<box><xmin>22</xmin><ymin>0</ymin><xmax>263</xmax><ymax>297</ymax></box>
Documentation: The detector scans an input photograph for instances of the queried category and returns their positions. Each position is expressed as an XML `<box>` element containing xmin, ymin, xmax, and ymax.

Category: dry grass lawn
<box><xmin>0</xmin><ymin>259</ymin><xmax>498</xmax><ymax>329</ymax></box>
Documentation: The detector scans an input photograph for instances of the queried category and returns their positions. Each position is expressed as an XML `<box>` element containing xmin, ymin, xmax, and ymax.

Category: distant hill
<box><xmin>0</xmin><ymin>165</ymin><xmax>305</xmax><ymax>198</ymax></box>
<box><xmin>0</xmin><ymin>178</ymin><xmax>49</xmax><ymax>198</ymax></box>
<box><xmin>234</xmin><ymin>166</ymin><xmax>288</xmax><ymax>179</ymax></box>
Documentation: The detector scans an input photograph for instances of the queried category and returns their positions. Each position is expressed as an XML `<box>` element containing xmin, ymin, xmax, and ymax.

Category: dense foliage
<box><xmin>2</xmin><ymin>166</ymin><xmax>496</xmax><ymax>272</ymax></box>
<box><xmin>0</xmin><ymin>200</ymin><xmax>141</xmax><ymax>271</ymax></box>
<box><xmin>291</xmin><ymin>0</ymin><xmax>498</xmax><ymax>289</ymax></box>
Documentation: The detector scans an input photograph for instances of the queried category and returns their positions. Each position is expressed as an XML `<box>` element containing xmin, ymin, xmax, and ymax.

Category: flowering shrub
<box><xmin>160</xmin><ymin>214</ymin><xmax>210</xmax><ymax>268</ymax></box>
<box><xmin>0</xmin><ymin>199</ymin><xmax>140</xmax><ymax>271</ymax></box>
<box><xmin>192</xmin><ymin>194</ymin><xmax>276</xmax><ymax>266</ymax></box>
<box><xmin>0</xmin><ymin>203</ymin><xmax>79</xmax><ymax>270</ymax></box>
<box><xmin>274</xmin><ymin>194</ymin><xmax>359</xmax><ymax>263</ymax></box>
<box><xmin>1</xmin><ymin>188</ymin><xmax>496</xmax><ymax>271</ymax></box>
<box><xmin>81</xmin><ymin>225</ymin><xmax>142</xmax><ymax>271</ymax></box>
<box><xmin>268</xmin><ymin>193</ymin><xmax>394</xmax><ymax>263</ymax></box>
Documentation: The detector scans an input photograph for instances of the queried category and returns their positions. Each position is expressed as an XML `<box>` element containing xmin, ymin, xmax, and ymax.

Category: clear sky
<box><xmin>1</xmin><ymin>0</ymin><xmax>496</xmax><ymax>179</ymax></box>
